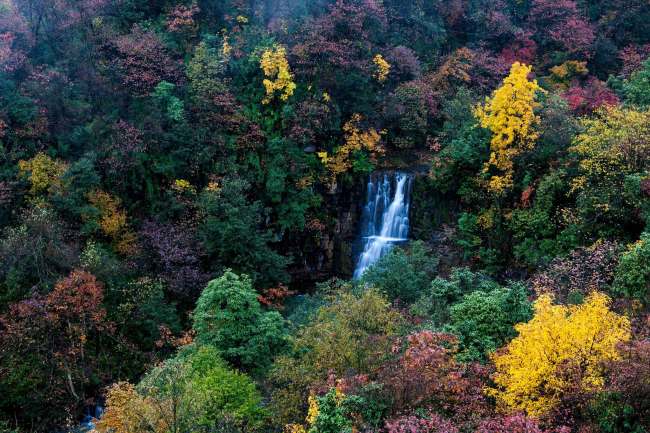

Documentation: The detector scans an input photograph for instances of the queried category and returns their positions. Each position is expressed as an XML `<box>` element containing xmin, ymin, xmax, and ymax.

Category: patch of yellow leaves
<box><xmin>475</xmin><ymin>62</ymin><xmax>542</xmax><ymax>193</ymax></box>
<box><xmin>373</xmin><ymin>54</ymin><xmax>391</xmax><ymax>82</ymax></box>
<box><xmin>95</xmin><ymin>382</ymin><xmax>166</xmax><ymax>433</ymax></box>
<box><xmin>221</xmin><ymin>35</ymin><xmax>232</xmax><ymax>57</ymax></box>
<box><xmin>87</xmin><ymin>190</ymin><xmax>137</xmax><ymax>255</ymax></box>
<box><xmin>320</xmin><ymin>114</ymin><xmax>384</xmax><ymax>183</ymax></box>
<box><xmin>569</xmin><ymin>106</ymin><xmax>650</xmax><ymax>192</ymax></box>
<box><xmin>18</xmin><ymin>152</ymin><xmax>68</xmax><ymax>196</ymax></box>
<box><xmin>489</xmin><ymin>292</ymin><xmax>630</xmax><ymax>417</ymax></box>
<box><xmin>260</xmin><ymin>45</ymin><xmax>296</xmax><ymax>104</ymax></box>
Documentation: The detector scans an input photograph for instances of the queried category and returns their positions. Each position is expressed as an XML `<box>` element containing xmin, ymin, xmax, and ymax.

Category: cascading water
<box><xmin>353</xmin><ymin>172</ymin><xmax>413</xmax><ymax>279</ymax></box>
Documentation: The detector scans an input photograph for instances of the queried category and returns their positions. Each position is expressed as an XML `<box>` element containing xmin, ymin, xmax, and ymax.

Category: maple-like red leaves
<box><xmin>564</xmin><ymin>78</ymin><xmax>619</xmax><ymax>114</ymax></box>
<box><xmin>110</xmin><ymin>26</ymin><xmax>183</xmax><ymax>96</ymax></box>
<box><xmin>0</xmin><ymin>270</ymin><xmax>113</xmax><ymax>423</ymax></box>
<box><xmin>379</xmin><ymin>331</ymin><xmax>489</xmax><ymax>422</ymax></box>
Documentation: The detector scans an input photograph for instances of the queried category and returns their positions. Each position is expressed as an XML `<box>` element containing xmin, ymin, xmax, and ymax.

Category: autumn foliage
<box><xmin>260</xmin><ymin>45</ymin><xmax>296</xmax><ymax>104</ymax></box>
<box><xmin>490</xmin><ymin>292</ymin><xmax>630</xmax><ymax>417</ymax></box>
<box><xmin>0</xmin><ymin>271</ymin><xmax>113</xmax><ymax>427</ymax></box>
<box><xmin>1</xmin><ymin>0</ymin><xmax>650</xmax><ymax>431</ymax></box>
<box><xmin>475</xmin><ymin>62</ymin><xmax>542</xmax><ymax>193</ymax></box>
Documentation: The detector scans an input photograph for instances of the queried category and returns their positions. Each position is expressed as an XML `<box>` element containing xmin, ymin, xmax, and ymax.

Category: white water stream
<box><xmin>353</xmin><ymin>172</ymin><xmax>413</xmax><ymax>279</ymax></box>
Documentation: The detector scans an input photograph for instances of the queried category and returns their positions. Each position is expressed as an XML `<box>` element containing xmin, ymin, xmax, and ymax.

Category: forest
<box><xmin>0</xmin><ymin>0</ymin><xmax>649</xmax><ymax>432</ymax></box>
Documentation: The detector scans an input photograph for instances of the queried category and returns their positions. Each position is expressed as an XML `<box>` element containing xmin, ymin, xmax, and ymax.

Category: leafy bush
<box><xmin>612</xmin><ymin>233</ymin><xmax>650</xmax><ymax>304</ymax></box>
<box><xmin>193</xmin><ymin>270</ymin><xmax>288</xmax><ymax>372</ymax></box>
<box><xmin>360</xmin><ymin>241</ymin><xmax>438</xmax><ymax>304</ymax></box>
<box><xmin>270</xmin><ymin>288</ymin><xmax>401</xmax><ymax>427</ymax></box>
<box><xmin>447</xmin><ymin>283</ymin><xmax>532</xmax><ymax>362</ymax></box>
<box><xmin>622</xmin><ymin>58</ymin><xmax>650</xmax><ymax>108</ymax></box>
<box><xmin>97</xmin><ymin>345</ymin><xmax>267</xmax><ymax>433</ymax></box>
<box><xmin>412</xmin><ymin>267</ymin><xmax>500</xmax><ymax>326</ymax></box>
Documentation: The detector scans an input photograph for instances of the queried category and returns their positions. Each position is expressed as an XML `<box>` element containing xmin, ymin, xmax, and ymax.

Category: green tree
<box><xmin>509</xmin><ymin>169</ymin><xmax>579</xmax><ymax>267</ymax></box>
<box><xmin>193</xmin><ymin>270</ymin><xmax>288</xmax><ymax>372</ymax></box>
<box><xmin>308</xmin><ymin>389</ymin><xmax>365</xmax><ymax>433</ymax></box>
<box><xmin>270</xmin><ymin>288</ymin><xmax>401</xmax><ymax>427</ymax></box>
<box><xmin>151</xmin><ymin>81</ymin><xmax>185</xmax><ymax>122</ymax></box>
<box><xmin>412</xmin><ymin>267</ymin><xmax>500</xmax><ymax>326</ymax></box>
<box><xmin>430</xmin><ymin>87</ymin><xmax>491</xmax><ymax>194</ymax></box>
<box><xmin>360</xmin><ymin>240</ymin><xmax>438</xmax><ymax>304</ymax></box>
<box><xmin>612</xmin><ymin>232</ymin><xmax>650</xmax><ymax>304</ymax></box>
<box><xmin>447</xmin><ymin>283</ymin><xmax>533</xmax><ymax>362</ymax></box>
<box><xmin>622</xmin><ymin>58</ymin><xmax>650</xmax><ymax>108</ymax></box>
<box><xmin>199</xmin><ymin>177</ymin><xmax>290</xmax><ymax>286</ymax></box>
<box><xmin>98</xmin><ymin>345</ymin><xmax>267</xmax><ymax>433</ymax></box>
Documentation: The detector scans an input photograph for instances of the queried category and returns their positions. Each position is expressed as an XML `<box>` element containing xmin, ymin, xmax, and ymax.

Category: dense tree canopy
<box><xmin>0</xmin><ymin>0</ymin><xmax>649</xmax><ymax>431</ymax></box>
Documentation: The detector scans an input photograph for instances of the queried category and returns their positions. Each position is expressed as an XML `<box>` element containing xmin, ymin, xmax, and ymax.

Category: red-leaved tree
<box><xmin>109</xmin><ymin>25</ymin><xmax>182</xmax><ymax>96</ymax></box>
<box><xmin>529</xmin><ymin>0</ymin><xmax>595</xmax><ymax>56</ymax></box>
<box><xmin>0</xmin><ymin>270</ymin><xmax>114</xmax><ymax>427</ymax></box>
<box><xmin>378</xmin><ymin>331</ymin><xmax>490</xmax><ymax>426</ymax></box>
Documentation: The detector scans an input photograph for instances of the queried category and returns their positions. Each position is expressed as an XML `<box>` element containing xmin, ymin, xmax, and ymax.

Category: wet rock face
<box><xmin>333</xmin><ymin>207</ymin><xmax>358</xmax><ymax>277</ymax></box>
<box><xmin>291</xmin><ymin>169</ymin><xmax>440</xmax><ymax>287</ymax></box>
<box><xmin>327</xmin><ymin>185</ymin><xmax>362</xmax><ymax>278</ymax></box>
<box><xmin>288</xmin><ymin>177</ymin><xmax>363</xmax><ymax>285</ymax></box>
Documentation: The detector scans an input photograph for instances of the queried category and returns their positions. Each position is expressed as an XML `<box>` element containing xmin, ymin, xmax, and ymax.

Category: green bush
<box><xmin>412</xmin><ymin>267</ymin><xmax>500</xmax><ymax>326</ymax></box>
<box><xmin>612</xmin><ymin>233</ymin><xmax>650</xmax><ymax>304</ymax></box>
<box><xmin>447</xmin><ymin>283</ymin><xmax>532</xmax><ymax>362</ymax></box>
<box><xmin>193</xmin><ymin>270</ymin><xmax>289</xmax><ymax>372</ymax></box>
<box><xmin>139</xmin><ymin>345</ymin><xmax>267</xmax><ymax>431</ymax></box>
<box><xmin>623</xmin><ymin>58</ymin><xmax>650</xmax><ymax>108</ymax></box>
<box><xmin>360</xmin><ymin>240</ymin><xmax>438</xmax><ymax>304</ymax></box>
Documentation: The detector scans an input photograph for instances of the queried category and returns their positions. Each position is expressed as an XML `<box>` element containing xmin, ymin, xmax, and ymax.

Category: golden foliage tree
<box><xmin>86</xmin><ymin>190</ymin><xmax>137</xmax><ymax>255</ymax></box>
<box><xmin>260</xmin><ymin>45</ymin><xmax>296</xmax><ymax>104</ymax></box>
<box><xmin>373</xmin><ymin>54</ymin><xmax>391</xmax><ymax>82</ymax></box>
<box><xmin>475</xmin><ymin>62</ymin><xmax>542</xmax><ymax>193</ymax></box>
<box><xmin>97</xmin><ymin>346</ymin><xmax>266</xmax><ymax>433</ymax></box>
<box><xmin>489</xmin><ymin>292</ymin><xmax>630</xmax><ymax>417</ymax></box>
<box><xmin>17</xmin><ymin>152</ymin><xmax>68</xmax><ymax>196</ymax></box>
<box><xmin>569</xmin><ymin>106</ymin><xmax>650</xmax><ymax>191</ymax></box>
<box><xmin>318</xmin><ymin>114</ymin><xmax>383</xmax><ymax>186</ymax></box>
<box><xmin>429</xmin><ymin>47</ymin><xmax>474</xmax><ymax>92</ymax></box>
<box><xmin>95</xmin><ymin>382</ymin><xmax>163</xmax><ymax>433</ymax></box>
<box><xmin>548</xmin><ymin>60</ymin><xmax>589</xmax><ymax>89</ymax></box>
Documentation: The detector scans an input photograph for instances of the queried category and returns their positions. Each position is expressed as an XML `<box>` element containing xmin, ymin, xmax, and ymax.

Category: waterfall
<box><xmin>353</xmin><ymin>172</ymin><xmax>413</xmax><ymax>279</ymax></box>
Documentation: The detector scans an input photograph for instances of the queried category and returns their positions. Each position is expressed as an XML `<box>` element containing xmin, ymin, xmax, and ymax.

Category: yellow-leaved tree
<box><xmin>373</xmin><ymin>54</ymin><xmax>391</xmax><ymax>82</ymax></box>
<box><xmin>260</xmin><ymin>45</ymin><xmax>296</xmax><ymax>104</ymax></box>
<box><xmin>489</xmin><ymin>292</ymin><xmax>630</xmax><ymax>417</ymax></box>
<box><xmin>318</xmin><ymin>114</ymin><xmax>383</xmax><ymax>188</ymax></box>
<box><xmin>85</xmin><ymin>190</ymin><xmax>137</xmax><ymax>255</ymax></box>
<box><xmin>569</xmin><ymin>106</ymin><xmax>650</xmax><ymax>192</ymax></box>
<box><xmin>18</xmin><ymin>152</ymin><xmax>68</xmax><ymax>196</ymax></box>
<box><xmin>475</xmin><ymin>62</ymin><xmax>542</xmax><ymax>193</ymax></box>
<box><xmin>95</xmin><ymin>382</ymin><xmax>164</xmax><ymax>433</ymax></box>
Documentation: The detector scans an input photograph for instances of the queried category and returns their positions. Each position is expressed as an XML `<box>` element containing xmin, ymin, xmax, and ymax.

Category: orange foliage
<box><xmin>86</xmin><ymin>190</ymin><xmax>137</xmax><ymax>255</ymax></box>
